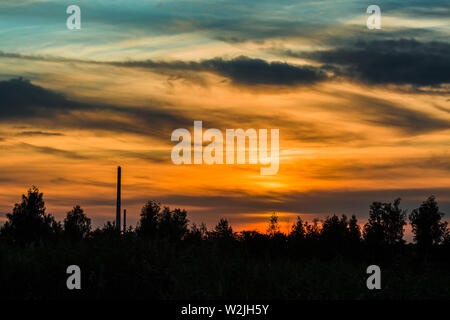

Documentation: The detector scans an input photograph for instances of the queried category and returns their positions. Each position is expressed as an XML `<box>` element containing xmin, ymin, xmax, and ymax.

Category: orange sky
<box><xmin>0</xmin><ymin>1</ymin><xmax>449</xmax><ymax>240</ymax></box>
<box><xmin>1</xmin><ymin>59</ymin><xmax>448</xmax><ymax>234</ymax></box>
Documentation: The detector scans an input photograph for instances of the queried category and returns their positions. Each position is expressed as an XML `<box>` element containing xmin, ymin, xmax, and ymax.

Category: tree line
<box><xmin>1</xmin><ymin>186</ymin><xmax>448</xmax><ymax>258</ymax></box>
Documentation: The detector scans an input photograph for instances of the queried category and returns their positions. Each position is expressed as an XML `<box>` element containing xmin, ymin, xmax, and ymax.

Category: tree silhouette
<box><xmin>266</xmin><ymin>212</ymin><xmax>281</xmax><ymax>237</ymax></box>
<box><xmin>409</xmin><ymin>196</ymin><xmax>448</xmax><ymax>252</ymax></box>
<box><xmin>321</xmin><ymin>214</ymin><xmax>347</xmax><ymax>250</ymax></box>
<box><xmin>136</xmin><ymin>200</ymin><xmax>161</xmax><ymax>238</ymax></box>
<box><xmin>363</xmin><ymin>198</ymin><xmax>407</xmax><ymax>246</ymax></box>
<box><xmin>348</xmin><ymin>215</ymin><xmax>361</xmax><ymax>244</ymax></box>
<box><xmin>364</xmin><ymin>198</ymin><xmax>406</xmax><ymax>245</ymax></box>
<box><xmin>186</xmin><ymin>222</ymin><xmax>208</xmax><ymax>242</ymax></box>
<box><xmin>320</xmin><ymin>214</ymin><xmax>361</xmax><ymax>256</ymax></box>
<box><xmin>63</xmin><ymin>205</ymin><xmax>91</xmax><ymax>242</ymax></box>
<box><xmin>158</xmin><ymin>207</ymin><xmax>189</xmax><ymax>241</ymax></box>
<box><xmin>0</xmin><ymin>186</ymin><xmax>61</xmax><ymax>245</ymax></box>
<box><xmin>304</xmin><ymin>218</ymin><xmax>321</xmax><ymax>241</ymax></box>
<box><xmin>443</xmin><ymin>229</ymin><xmax>450</xmax><ymax>248</ymax></box>
<box><xmin>135</xmin><ymin>200</ymin><xmax>188</xmax><ymax>241</ymax></box>
<box><xmin>289</xmin><ymin>216</ymin><xmax>306</xmax><ymax>240</ymax></box>
<box><xmin>91</xmin><ymin>220</ymin><xmax>121</xmax><ymax>240</ymax></box>
<box><xmin>210</xmin><ymin>218</ymin><xmax>234</xmax><ymax>240</ymax></box>
<box><xmin>321</xmin><ymin>215</ymin><xmax>348</xmax><ymax>242</ymax></box>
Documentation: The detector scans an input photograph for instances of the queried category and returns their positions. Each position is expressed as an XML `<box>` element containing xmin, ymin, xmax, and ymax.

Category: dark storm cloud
<box><xmin>205</xmin><ymin>57</ymin><xmax>326</xmax><ymax>85</ymax></box>
<box><xmin>301</xmin><ymin>39</ymin><xmax>450</xmax><ymax>87</ymax></box>
<box><xmin>0</xmin><ymin>77</ymin><xmax>76</xmax><ymax>117</ymax></box>
<box><xmin>0</xmin><ymin>78</ymin><xmax>193</xmax><ymax>140</ymax></box>
<box><xmin>113</xmin><ymin>56</ymin><xmax>327</xmax><ymax>86</ymax></box>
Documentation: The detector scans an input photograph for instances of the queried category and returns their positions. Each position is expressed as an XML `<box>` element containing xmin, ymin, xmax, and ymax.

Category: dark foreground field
<box><xmin>1</xmin><ymin>236</ymin><xmax>450</xmax><ymax>299</ymax></box>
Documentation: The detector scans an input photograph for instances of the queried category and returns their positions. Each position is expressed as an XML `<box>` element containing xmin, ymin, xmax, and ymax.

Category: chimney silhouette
<box><xmin>116</xmin><ymin>166</ymin><xmax>121</xmax><ymax>231</ymax></box>
<box><xmin>123</xmin><ymin>209</ymin><xmax>126</xmax><ymax>233</ymax></box>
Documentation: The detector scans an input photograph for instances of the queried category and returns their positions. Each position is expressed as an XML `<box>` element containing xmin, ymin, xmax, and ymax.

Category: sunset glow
<box><xmin>0</xmin><ymin>1</ymin><xmax>449</xmax><ymax>237</ymax></box>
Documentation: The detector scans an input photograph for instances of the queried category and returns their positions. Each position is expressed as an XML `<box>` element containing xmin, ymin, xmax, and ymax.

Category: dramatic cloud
<box><xmin>0</xmin><ymin>78</ymin><xmax>192</xmax><ymax>139</ymax></box>
<box><xmin>301</xmin><ymin>39</ymin><xmax>450</xmax><ymax>87</ymax></box>
<box><xmin>0</xmin><ymin>53</ymin><xmax>327</xmax><ymax>86</ymax></box>
<box><xmin>0</xmin><ymin>77</ymin><xmax>78</xmax><ymax>117</ymax></box>
<box><xmin>4</xmin><ymin>43</ymin><xmax>449</xmax><ymax>89</ymax></box>
<box><xmin>201</xmin><ymin>57</ymin><xmax>326</xmax><ymax>85</ymax></box>
<box><xmin>111</xmin><ymin>56</ymin><xmax>327</xmax><ymax>86</ymax></box>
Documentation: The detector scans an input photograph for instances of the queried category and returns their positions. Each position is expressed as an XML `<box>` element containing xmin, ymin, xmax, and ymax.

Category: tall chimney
<box><xmin>116</xmin><ymin>166</ymin><xmax>121</xmax><ymax>231</ymax></box>
<box><xmin>123</xmin><ymin>209</ymin><xmax>127</xmax><ymax>233</ymax></box>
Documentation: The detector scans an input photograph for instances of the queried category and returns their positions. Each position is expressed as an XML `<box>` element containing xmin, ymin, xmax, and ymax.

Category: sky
<box><xmin>0</xmin><ymin>0</ymin><xmax>449</xmax><ymax>236</ymax></box>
